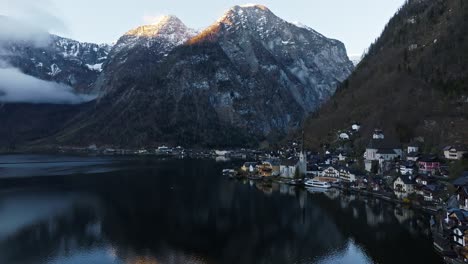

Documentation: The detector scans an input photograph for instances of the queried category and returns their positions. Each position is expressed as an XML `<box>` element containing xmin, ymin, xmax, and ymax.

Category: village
<box><xmin>223</xmin><ymin>124</ymin><xmax>468</xmax><ymax>264</ymax></box>
<box><xmin>56</xmin><ymin>123</ymin><xmax>468</xmax><ymax>263</ymax></box>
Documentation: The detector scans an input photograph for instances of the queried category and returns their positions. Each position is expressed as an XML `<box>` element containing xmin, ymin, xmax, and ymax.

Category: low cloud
<box><xmin>0</xmin><ymin>1</ymin><xmax>91</xmax><ymax>105</ymax></box>
<box><xmin>142</xmin><ymin>14</ymin><xmax>167</xmax><ymax>25</ymax></box>
<box><xmin>0</xmin><ymin>0</ymin><xmax>67</xmax><ymax>47</ymax></box>
<box><xmin>0</xmin><ymin>64</ymin><xmax>96</xmax><ymax>104</ymax></box>
<box><xmin>0</xmin><ymin>16</ymin><xmax>51</xmax><ymax>47</ymax></box>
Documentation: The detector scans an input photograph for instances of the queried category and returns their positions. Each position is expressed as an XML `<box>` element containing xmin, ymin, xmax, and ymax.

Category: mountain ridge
<box><xmin>47</xmin><ymin>5</ymin><xmax>353</xmax><ymax>148</ymax></box>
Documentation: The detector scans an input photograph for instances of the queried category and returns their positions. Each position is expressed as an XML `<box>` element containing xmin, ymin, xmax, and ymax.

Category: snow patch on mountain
<box><xmin>86</xmin><ymin>63</ymin><xmax>103</xmax><ymax>72</ymax></box>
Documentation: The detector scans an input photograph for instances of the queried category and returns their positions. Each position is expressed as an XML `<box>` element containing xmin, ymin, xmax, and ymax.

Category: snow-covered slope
<box><xmin>0</xmin><ymin>31</ymin><xmax>112</xmax><ymax>94</ymax></box>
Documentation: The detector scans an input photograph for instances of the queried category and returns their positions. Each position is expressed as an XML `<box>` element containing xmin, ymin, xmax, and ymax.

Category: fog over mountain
<box><xmin>0</xmin><ymin>15</ymin><xmax>109</xmax><ymax>104</ymax></box>
<box><xmin>0</xmin><ymin>7</ymin><xmax>94</xmax><ymax>104</ymax></box>
<box><xmin>0</xmin><ymin>65</ymin><xmax>95</xmax><ymax>104</ymax></box>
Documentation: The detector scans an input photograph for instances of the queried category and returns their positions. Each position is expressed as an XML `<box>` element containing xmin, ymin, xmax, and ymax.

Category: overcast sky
<box><xmin>2</xmin><ymin>0</ymin><xmax>406</xmax><ymax>56</ymax></box>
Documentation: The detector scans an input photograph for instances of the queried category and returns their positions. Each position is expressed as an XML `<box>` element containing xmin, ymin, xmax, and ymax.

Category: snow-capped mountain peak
<box><xmin>124</xmin><ymin>15</ymin><xmax>189</xmax><ymax>38</ymax></box>
<box><xmin>114</xmin><ymin>15</ymin><xmax>196</xmax><ymax>53</ymax></box>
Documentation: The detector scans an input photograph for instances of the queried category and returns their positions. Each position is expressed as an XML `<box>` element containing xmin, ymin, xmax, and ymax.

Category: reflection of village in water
<box><xmin>247</xmin><ymin>180</ymin><xmax>431</xmax><ymax>237</ymax></box>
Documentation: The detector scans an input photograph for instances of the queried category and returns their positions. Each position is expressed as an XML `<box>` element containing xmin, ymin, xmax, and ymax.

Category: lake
<box><xmin>0</xmin><ymin>155</ymin><xmax>443</xmax><ymax>264</ymax></box>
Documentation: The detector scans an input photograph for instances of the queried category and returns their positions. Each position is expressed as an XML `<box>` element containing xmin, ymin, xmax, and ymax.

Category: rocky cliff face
<box><xmin>56</xmin><ymin>5</ymin><xmax>353</xmax><ymax>147</ymax></box>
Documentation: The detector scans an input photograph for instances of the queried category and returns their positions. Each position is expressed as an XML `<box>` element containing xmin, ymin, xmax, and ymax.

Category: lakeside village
<box><xmin>57</xmin><ymin>123</ymin><xmax>468</xmax><ymax>262</ymax></box>
<box><xmin>223</xmin><ymin>125</ymin><xmax>468</xmax><ymax>264</ymax></box>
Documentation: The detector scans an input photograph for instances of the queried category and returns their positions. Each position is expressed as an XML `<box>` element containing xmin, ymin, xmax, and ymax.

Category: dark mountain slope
<box><xmin>303</xmin><ymin>0</ymin><xmax>468</xmax><ymax>149</ymax></box>
<box><xmin>0</xmin><ymin>103</ymin><xmax>85</xmax><ymax>151</ymax></box>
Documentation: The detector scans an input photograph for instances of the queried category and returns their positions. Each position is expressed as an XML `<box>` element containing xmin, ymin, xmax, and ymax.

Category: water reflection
<box><xmin>0</xmin><ymin>158</ymin><xmax>443</xmax><ymax>264</ymax></box>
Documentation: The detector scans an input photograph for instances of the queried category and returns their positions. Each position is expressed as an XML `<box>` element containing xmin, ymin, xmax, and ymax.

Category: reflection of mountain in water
<box><xmin>0</xmin><ymin>159</ymin><xmax>442</xmax><ymax>264</ymax></box>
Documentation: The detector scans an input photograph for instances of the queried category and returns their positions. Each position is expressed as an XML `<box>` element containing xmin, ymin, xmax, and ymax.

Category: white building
<box><xmin>321</xmin><ymin>166</ymin><xmax>340</xmax><ymax>179</ymax></box>
<box><xmin>400</xmin><ymin>163</ymin><xmax>415</xmax><ymax>175</ymax></box>
<box><xmin>339</xmin><ymin>133</ymin><xmax>350</xmax><ymax>140</ymax></box>
<box><xmin>280</xmin><ymin>160</ymin><xmax>298</xmax><ymax>178</ymax></box>
<box><xmin>339</xmin><ymin>167</ymin><xmax>358</xmax><ymax>182</ymax></box>
<box><xmin>364</xmin><ymin>131</ymin><xmax>403</xmax><ymax>172</ymax></box>
<box><xmin>407</xmin><ymin>145</ymin><xmax>419</xmax><ymax>154</ymax></box>
<box><xmin>352</xmin><ymin>123</ymin><xmax>361</xmax><ymax>131</ymax></box>
<box><xmin>393</xmin><ymin>175</ymin><xmax>415</xmax><ymax>198</ymax></box>
<box><xmin>444</xmin><ymin>146</ymin><xmax>467</xmax><ymax>160</ymax></box>
<box><xmin>373</xmin><ymin>129</ymin><xmax>385</xmax><ymax>139</ymax></box>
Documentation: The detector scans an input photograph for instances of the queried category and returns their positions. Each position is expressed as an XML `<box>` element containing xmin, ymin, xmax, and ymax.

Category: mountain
<box><xmin>53</xmin><ymin>5</ymin><xmax>353</xmax><ymax>148</ymax></box>
<box><xmin>348</xmin><ymin>54</ymin><xmax>362</xmax><ymax>66</ymax></box>
<box><xmin>302</xmin><ymin>0</ymin><xmax>468</xmax><ymax>150</ymax></box>
<box><xmin>0</xmin><ymin>16</ymin><xmax>112</xmax><ymax>94</ymax></box>
<box><xmin>94</xmin><ymin>15</ymin><xmax>197</xmax><ymax>95</ymax></box>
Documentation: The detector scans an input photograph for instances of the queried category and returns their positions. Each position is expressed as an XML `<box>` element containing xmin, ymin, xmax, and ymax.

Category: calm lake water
<box><xmin>0</xmin><ymin>155</ymin><xmax>443</xmax><ymax>264</ymax></box>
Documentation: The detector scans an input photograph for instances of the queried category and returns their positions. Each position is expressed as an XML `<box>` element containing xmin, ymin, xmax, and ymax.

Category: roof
<box><xmin>243</xmin><ymin>162</ymin><xmax>258</xmax><ymax>167</ymax></box>
<box><xmin>263</xmin><ymin>159</ymin><xmax>280</xmax><ymax>166</ymax></box>
<box><xmin>408</xmin><ymin>140</ymin><xmax>421</xmax><ymax>147</ymax></box>
<box><xmin>376</xmin><ymin>149</ymin><xmax>397</xmax><ymax>155</ymax></box>
<box><xmin>444</xmin><ymin>145</ymin><xmax>468</xmax><ymax>151</ymax></box>
<box><xmin>423</xmin><ymin>184</ymin><xmax>439</xmax><ymax>192</ymax></box>
<box><xmin>308</xmin><ymin>165</ymin><xmax>320</xmax><ymax>171</ymax></box>
<box><xmin>416</xmin><ymin>174</ymin><xmax>436</xmax><ymax>181</ymax></box>
<box><xmin>396</xmin><ymin>175</ymin><xmax>415</xmax><ymax>184</ymax></box>
<box><xmin>402</xmin><ymin>161</ymin><xmax>416</xmax><ymax>167</ymax></box>
<box><xmin>450</xmin><ymin>210</ymin><xmax>468</xmax><ymax>223</ymax></box>
<box><xmin>367</xmin><ymin>138</ymin><xmax>401</xmax><ymax>150</ymax></box>
<box><xmin>453</xmin><ymin>172</ymin><xmax>468</xmax><ymax>186</ymax></box>
<box><xmin>418</xmin><ymin>155</ymin><xmax>440</xmax><ymax>163</ymax></box>
<box><xmin>281</xmin><ymin>158</ymin><xmax>299</xmax><ymax>166</ymax></box>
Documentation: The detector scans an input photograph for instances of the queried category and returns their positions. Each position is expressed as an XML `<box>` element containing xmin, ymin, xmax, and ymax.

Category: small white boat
<box><xmin>305</xmin><ymin>179</ymin><xmax>331</xmax><ymax>189</ymax></box>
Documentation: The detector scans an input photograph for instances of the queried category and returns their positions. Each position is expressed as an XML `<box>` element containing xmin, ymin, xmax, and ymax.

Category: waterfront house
<box><xmin>338</xmin><ymin>167</ymin><xmax>358</xmax><ymax>183</ymax></box>
<box><xmin>241</xmin><ymin>162</ymin><xmax>258</xmax><ymax>173</ymax></box>
<box><xmin>321</xmin><ymin>166</ymin><xmax>340</xmax><ymax>179</ymax></box>
<box><xmin>444</xmin><ymin>145</ymin><xmax>468</xmax><ymax>160</ymax></box>
<box><xmin>280</xmin><ymin>158</ymin><xmax>299</xmax><ymax>178</ymax></box>
<box><xmin>393</xmin><ymin>175</ymin><xmax>415</xmax><ymax>198</ymax></box>
<box><xmin>258</xmin><ymin>159</ymin><xmax>280</xmax><ymax>177</ymax></box>
<box><xmin>418</xmin><ymin>156</ymin><xmax>441</xmax><ymax>174</ymax></box>
<box><xmin>307</xmin><ymin>164</ymin><xmax>322</xmax><ymax>177</ymax></box>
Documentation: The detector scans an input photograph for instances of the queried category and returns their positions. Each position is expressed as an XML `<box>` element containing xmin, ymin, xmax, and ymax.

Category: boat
<box><xmin>284</xmin><ymin>179</ymin><xmax>304</xmax><ymax>186</ymax></box>
<box><xmin>305</xmin><ymin>179</ymin><xmax>332</xmax><ymax>189</ymax></box>
<box><xmin>222</xmin><ymin>169</ymin><xmax>238</xmax><ymax>178</ymax></box>
<box><xmin>215</xmin><ymin>150</ymin><xmax>230</xmax><ymax>156</ymax></box>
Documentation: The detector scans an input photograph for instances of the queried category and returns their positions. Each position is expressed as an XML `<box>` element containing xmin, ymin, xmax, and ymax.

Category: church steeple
<box><xmin>299</xmin><ymin>129</ymin><xmax>307</xmax><ymax>176</ymax></box>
